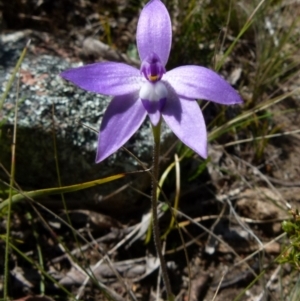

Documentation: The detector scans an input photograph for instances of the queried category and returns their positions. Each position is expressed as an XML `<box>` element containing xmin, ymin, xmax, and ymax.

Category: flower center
<box><xmin>140</xmin><ymin>52</ymin><xmax>165</xmax><ymax>83</ymax></box>
<box><xmin>140</xmin><ymin>81</ymin><xmax>168</xmax><ymax>105</ymax></box>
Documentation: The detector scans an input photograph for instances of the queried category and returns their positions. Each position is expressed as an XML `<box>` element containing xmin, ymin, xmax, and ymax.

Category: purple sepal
<box><xmin>162</xmin><ymin>86</ymin><xmax>208</xmax><ymax>159</ymax></box>
<box><xmin>137</xmin><ymin>0</ymin><xmax>172</xmax><ymax>66</ymax></box>
<box><xmin>164</xmin><ymin>66</ymin><xmax>243</xmax><ymax>104</ymax></box>
<box><xmin>61</xmin><ymin>62</ymin><xmax>141</xmax><ymax>96</ymax></box>
<box><xmin>96</xmin><ymin>93</ymin><xmax>147</xmax><ymax>162</ymax></box>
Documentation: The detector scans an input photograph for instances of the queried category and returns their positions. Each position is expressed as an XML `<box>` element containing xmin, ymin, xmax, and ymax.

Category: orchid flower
<box><xmin>61</xmin><ymin>0</ymin><xmax>242</xmax><ymax>163</ymax></box>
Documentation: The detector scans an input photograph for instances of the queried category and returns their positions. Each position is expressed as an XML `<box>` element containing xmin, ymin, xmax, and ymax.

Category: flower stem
<box><xmin>151</xmin><ymin>122</ymin><xmax>174</xmax><ymax>301</ymax></box>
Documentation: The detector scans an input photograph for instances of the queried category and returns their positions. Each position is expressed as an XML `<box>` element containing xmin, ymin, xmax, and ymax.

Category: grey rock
<box><xmin>0</xmin><ymin>32</ymin><xmax>175</xmax><ymax>215</ymax></box>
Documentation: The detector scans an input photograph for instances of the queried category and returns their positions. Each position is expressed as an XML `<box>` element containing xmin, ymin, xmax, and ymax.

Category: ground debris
<box><xmin>59</xmin><ymin>257</ymin><xmax>161</xmax><ymax>286</ymax></box>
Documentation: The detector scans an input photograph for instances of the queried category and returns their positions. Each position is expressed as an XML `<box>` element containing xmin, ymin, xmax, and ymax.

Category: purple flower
<box><xmin>61</xmin><ymin>0</ymin><xmax>242</xmax><ymax>163</ymax></box>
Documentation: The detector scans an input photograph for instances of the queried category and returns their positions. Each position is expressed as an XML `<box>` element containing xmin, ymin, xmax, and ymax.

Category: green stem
<box><xmin>0</xmin><ymin>174</ymin><xmax>124</xmax><ymax>212</ymax></box>
<box><xmin>3</xmin><ymin>57</ymin><xmax>22</xmax><ymax>299</ymax></box>
<box><xmin>0</xmin><ymin>41</ymin><xmax>30</xmax><ymax>111</ymax></box>
<box><xmin>151</xmin><ymin>121</ymin><xmax>174</xmax><ymax>301</ymax></box>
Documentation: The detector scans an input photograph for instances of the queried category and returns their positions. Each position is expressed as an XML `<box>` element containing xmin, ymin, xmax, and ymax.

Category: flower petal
<box><xmin>141</xmin><ymin>99</ymin><xmax>163</xmax><ymax>126</ymax></box>
<box><xmin>96</xmin><ymin>93</ymin><xmax>147</xmax><ymax>162</ymax></box>
<box><xmin>164</xmin><ymin>66</ymin><xmax>243</xmax><ymax>104</ymax></box>
<box><xmin>162</xmin><ymin>96</ymin><xmax>207</xmax><ymax>159</ymax></box>
<box><xmin>61</xmin><ymin>62</ymin><xmax>141</xmax><ymax>96</ymax></box>
<box><xmin>139</xmin><ymin>80</ymin><xmax>167</xmax><ymax>126</ymax></box>
<box><xmin>136</xmin><ymin>0</ymin><xmax>172</xmax><ymax>66</ymax></box>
